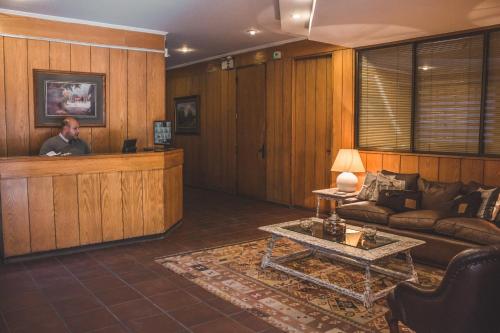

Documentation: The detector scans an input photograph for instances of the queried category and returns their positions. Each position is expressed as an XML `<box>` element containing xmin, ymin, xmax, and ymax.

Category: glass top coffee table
<box><xmin>258</xmin><ymin>218</ymin><xmax>425</xmax><ymax>308</ymax></box>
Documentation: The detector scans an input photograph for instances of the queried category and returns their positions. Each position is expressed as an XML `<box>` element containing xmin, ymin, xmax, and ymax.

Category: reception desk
<box><xmin>0</xmin><ymin>149</ymin><xmax>183</xmax><ymax>258</ymax></box>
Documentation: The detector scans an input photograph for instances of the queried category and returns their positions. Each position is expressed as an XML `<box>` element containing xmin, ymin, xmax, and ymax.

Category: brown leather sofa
<box><xmin>337</xmin><ymin>179</ymin><xmax>500</xmax><ymax>267</ymax></box>
<box><xmin>385</xmin><ymin>244</ymin><xmax>500</xmax><ymax>333</ymax></box>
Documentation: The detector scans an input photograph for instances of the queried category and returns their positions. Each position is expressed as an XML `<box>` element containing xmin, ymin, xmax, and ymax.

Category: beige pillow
<box><xmin>373</xmin><ymin>173</ymin><xmax>405</xmax><ymax>202</ymax></box>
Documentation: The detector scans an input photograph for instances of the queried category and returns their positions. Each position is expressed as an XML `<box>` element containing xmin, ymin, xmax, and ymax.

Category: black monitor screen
<box><xmin>154</xmin><ymin>121</ymin><xmax>172</xmax><ymax>146</ymax></box>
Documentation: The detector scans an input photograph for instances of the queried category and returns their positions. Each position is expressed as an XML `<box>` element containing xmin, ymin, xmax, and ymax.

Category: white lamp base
<box><xmin>336</xmin><ymin>172</ymin><xmax>358</xmax><ymax>192</ymax></box>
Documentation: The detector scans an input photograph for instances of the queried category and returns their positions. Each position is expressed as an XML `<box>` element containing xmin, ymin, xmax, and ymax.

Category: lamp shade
<box><xmin>331</xmin><ymin>149</ymin><xmax>365</xmax><ymax>173</ymax></box>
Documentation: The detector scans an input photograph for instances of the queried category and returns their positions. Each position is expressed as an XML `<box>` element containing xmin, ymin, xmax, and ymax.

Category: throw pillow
<box><xmin>417</xmin><ymin>178</ymin><xmax>463</xmax><ymax>210</ymax></box>
<box><xmin>381</xmin><ymin>170</ymin><xmax>419</xmax><ymax>191</ymax></box>
<box><xmin>373</xmin><ymin>173</ymin><xmax>405</xmax><ymax>201</ymax></box>
<box><xmin>476</xmin><ymin>187</ymin><xmax>500</xmax><ymax>221</ymax></box>
<box><xmin>450</xmin><ymin>191</ymin><xmax>482</xmax><ymax>217</ymax></box>
<box><xmin>376</xmin><ymin>190</ymin><xmax>422</xmax><ymax>212</ymax></box>
<box><xmin>357</xmin><ymin>172</ymin><xmax>377</xmax><ymax>201</ymax></box>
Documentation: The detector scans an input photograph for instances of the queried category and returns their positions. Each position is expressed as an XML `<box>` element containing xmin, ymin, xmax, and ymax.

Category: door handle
<box><xmin>258</xmin><ymin>144</ymin><xmax>266</xmax><ymax>159</ymax></box>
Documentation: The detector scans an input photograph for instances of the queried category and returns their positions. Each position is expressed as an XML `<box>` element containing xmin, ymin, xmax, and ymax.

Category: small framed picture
<box><xmin>34</xmin><ymin>69</ymin><xmax>106</xmax><ymax>127</ymax></box>
<box><xmin>174</xmin><ymin>95</ymin><xmax>200</xmax><ymax>134</ymax></box>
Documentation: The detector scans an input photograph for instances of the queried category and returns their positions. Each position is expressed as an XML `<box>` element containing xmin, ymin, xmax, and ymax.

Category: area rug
<box><xmin>156</xmin><ymin>238</ymin><xmax>444</xmax><ymax>333</ymax></box>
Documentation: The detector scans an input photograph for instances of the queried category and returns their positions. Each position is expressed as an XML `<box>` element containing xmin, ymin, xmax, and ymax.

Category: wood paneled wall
<box><xmin>0</xmin><ymin>151</ymin><xmax>183</xmax><ymax>257</ymax></box>
<box><xmin>0</xmin><ymin>16</ymin><xmax>166</xmax><ymax>156</ymax></box>
<box><xmin>167</xmin><ymin>40</ymin><xmax>346</xmax><ymax>207</ymax></box>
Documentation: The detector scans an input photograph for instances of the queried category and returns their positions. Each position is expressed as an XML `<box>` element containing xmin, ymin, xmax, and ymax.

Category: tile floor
<box><xmin>0</xmin><ymin>187</ymin><xmax>311</xmax><ymax>333</ymax></box>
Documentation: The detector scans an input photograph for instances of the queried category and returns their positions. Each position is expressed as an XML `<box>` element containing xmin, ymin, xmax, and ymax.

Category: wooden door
<box><xmin>236</xmin><ymin>65</ymin><xmax>266</xmax><ymax>199</ymax></box>
<box><xmin>293</xmin><ymin>55</ymin><xmax>333</xmax><ymax>209</ymax></box>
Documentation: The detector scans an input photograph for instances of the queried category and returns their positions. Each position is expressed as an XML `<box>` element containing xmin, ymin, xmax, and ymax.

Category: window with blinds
<box><xmin>414</xmin><ymin>35</ymin><xmax>484</xmax><ymax>154</ymax></box>
<box><xmin>358</xmin><ymin>45</ymin><xmax>412</xmax><ymax>150</ymax></box>
<box><xmin>485</xmin><ymin>31</ymin><xmax>500</xmax><ymax>155</ymax></box>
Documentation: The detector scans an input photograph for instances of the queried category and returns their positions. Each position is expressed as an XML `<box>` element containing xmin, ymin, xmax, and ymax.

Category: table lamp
<box><xmin>331</xmin><ymin>149</ymin><xmax>365</xmax><ymax>192</ymax></box>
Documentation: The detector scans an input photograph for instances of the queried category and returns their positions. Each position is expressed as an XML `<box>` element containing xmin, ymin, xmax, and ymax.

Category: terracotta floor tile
<box><xmin>231</xmin><ymin>311</ymin><xmax>276</xmax><ymax>332</ymax></box>
<box><xmin>205</xmin><ymin>297</ymin><xmax>244</xmax><ymax>315</ymax></box>
<box><xmin>131</xmin><ymin>277</ymin><xmax>178</xmax><ymax>296</ymax></box>
<box><xmin>94</xmin><ymin>286</ymin><xmax>142</xmax><ymax>306</ymax></box>
<box><xmin>3</xmin><ymin>304</ymin><xmax>61</xmax><ymax>331</ymax></box>
<box><xmin>109</xmin><ymin>299</ymin><xmax>162</xmax><ymax>323</ymax></box>
<box><xmin>0</xmin><ymin>290</ymin><xmax>48</xmax><ymax>312</ymax></box>
<box><xmin>127</xmin><ymin>314</ymin><xmax>186</xmax><ymax>333</ymax></box>
<box><xmin>117</xmin><ymin>269</ymin><xmax>158</xmax><ymax>284</ymax></box>
<box><xmin>169</xmin><ymin>302</ymin><xmax>223</xmax><ymax>327</ymax></box>
<box><xmin>149</xmin><ymin>290</ymin><xmax>200</xmax><ymax>311</ymax></box>
<box><xmin>191</xmin><ymin>317</ymin><xmax>255</xmax><ymax>333</ymax></box>
<box><xmin>81</xmin><ymin>275</ymin><xmax>126</xmax><ymax>293</ymax></box>
<box><xmin>88</xmin><ymin>325</ymin><xmax>129</xmax><ymax>333</ymax></box>
<box><xmin>52</xmin><ymin>295</ymin><xmax>103</xmax><ymax>318</ymax></box>
<box><xmin>65</xmin><ymin>308</ymin><xmax>119</xmax><ymax>333</ymax></box>
<box><xmin>42</xmin><ymin>282</ymin><xmax>91</xmax><ymax>302</ymax></box>
<box><xmin>184</xmin><ymin>284</ymin><xmax>219</xmax><ymax>301</ymax></box>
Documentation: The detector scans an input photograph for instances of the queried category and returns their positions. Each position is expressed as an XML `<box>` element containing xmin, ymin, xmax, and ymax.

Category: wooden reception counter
<box><xmin>0</xmin><ymin>149</ymin><xmax>183</xmax><ymax>259</ymax></box>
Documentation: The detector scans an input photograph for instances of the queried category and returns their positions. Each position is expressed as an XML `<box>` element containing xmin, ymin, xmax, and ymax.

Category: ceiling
<box><xmin>307</xmin><ymin>0</ymin><xmax>500</xmax><ymax>47</ymax></box>
<box><xmin>0</xmin><ymin>0</ymin><xmax>499</xmax><ymax>69</ymax></box>
<box><xmin>0</xmin><ymin>0</ymin><xmax>302</xmax><ymax>68</ymax></box>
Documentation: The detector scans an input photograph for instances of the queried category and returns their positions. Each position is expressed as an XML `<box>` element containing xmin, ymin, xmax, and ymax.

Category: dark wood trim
<box><xmin>410</xmin><ymin>43</ymin><xmax>417</xmax><ymax>152</ymax></box>
<box><xmin>479</xmin><ymin>32</ymin><xmax>490</xmax><ymax>155</ymax></box>
<box><xmin>354</xmin><ymin>50</ymin><xmax>360</xmax><ymax>148</ymax></box>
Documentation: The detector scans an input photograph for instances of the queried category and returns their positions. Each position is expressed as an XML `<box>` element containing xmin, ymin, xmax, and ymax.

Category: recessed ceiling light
<box><xmin>177</xmin><ymin>46</ymin><xmax>194</xmax><ymax>53</ymax></box>
<box><xmin>246</xmin><ymin>29</ymin><xmax>258</xmax><ymax>36</ymax></box>
<box><xmin>292</xmin><ymin>13</ymin><xmax>301</xmax><ymax>20</ymax></box>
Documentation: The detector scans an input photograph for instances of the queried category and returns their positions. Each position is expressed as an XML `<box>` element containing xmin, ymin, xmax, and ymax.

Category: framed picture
<box><xmin>34</xmin><ymin>69</ymin><xmax>106</xmax><ymax>127</ymax></box>
<box><xmin>174</xmin><ymin>95</ymin><xmax>200</xmax><ymax>134</ymax></box>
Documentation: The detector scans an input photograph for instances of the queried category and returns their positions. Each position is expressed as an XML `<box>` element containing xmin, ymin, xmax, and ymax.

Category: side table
<box><xmin>312</xmin><ymin>188</ymin><xmax>358</xmax><ymax>218</ymax></box>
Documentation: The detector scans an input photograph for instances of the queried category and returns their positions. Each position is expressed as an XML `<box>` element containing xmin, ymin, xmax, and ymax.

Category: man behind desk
<box><xmin>39</xmin><ymin>117</ymin><xmax>91</xmax><ymax>156</ymax></box>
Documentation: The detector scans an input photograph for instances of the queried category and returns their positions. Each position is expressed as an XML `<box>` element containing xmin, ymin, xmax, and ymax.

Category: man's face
<box><xmin>62</xmin><ymin>119</ymin><xmax>80</xmax><ymax>140</ymax></box>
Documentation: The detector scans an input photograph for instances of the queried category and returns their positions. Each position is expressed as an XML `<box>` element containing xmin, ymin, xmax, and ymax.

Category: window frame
<box><xmin>355</xmin><ymin>28</ymin><xmax>499</xmax><ymax>157</ymax></box>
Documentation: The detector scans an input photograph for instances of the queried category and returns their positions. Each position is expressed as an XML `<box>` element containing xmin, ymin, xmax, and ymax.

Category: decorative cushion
<box><xmin>434</xmin><ymin>217</ymin><xmax>500</xmax><ymax>245</ymax></box>
<box><xmin>376</xmin><ymin>190</ymin><xmax>422</xmax><ymax>212</ymax></box>
<box><xmin>357</xmin><ymin>172</ymin><xmax>377</xmax><ymax>201</ymax></box>
<box><xmin>449</xmin><ymin>191</ymin><xmax>483</xmax><ymax>218</ymax></box>
<box><xmin>336</xmin><ymin>201</ymin><xmax>394</xmax><ymax>225</ymax></box>
<box><xmin>373</xmin><ymin>173</ymin><xmax>405</xmax><ymax>202</ymax></box>
<box><xmin>381</xmin><ymin>170</ymin><xmax>419</xmax><ymax>191</ymax></box>
<box><xmin>417</xmin><ymin>178</ymin><xmax>463</xmax><ymax>210</ymax></box>
<box><xmin>475</xmin><ymin>187</ymin><xmax>500</xmax><ymax>221</ymax></box>
<box><xmin>388</xmin><ymin>210</ymin><xmax>448</xmax><ymax>231</ymax></box>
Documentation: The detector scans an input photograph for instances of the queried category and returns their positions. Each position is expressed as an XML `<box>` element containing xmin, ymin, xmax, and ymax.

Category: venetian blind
<box><xmin>414</xmin><ymin>35</ymin><xmax>483</xmax><ymax>154</ymax></box>
<box><xmin>358</xmin><ymin>45</ymin><xmax>412</xmax><ymax>150</ymax></box>
<box><xmin>485</xmin><ymin>31</ymin><xmax>500</xmax><ymax>155</ymax></box>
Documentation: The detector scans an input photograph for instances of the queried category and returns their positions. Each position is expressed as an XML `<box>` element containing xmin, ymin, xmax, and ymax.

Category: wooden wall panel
<box><xmin>382</xmin><ymin>154</ymin><xmax>401</xmax><ymax>172</ymax></box>
<box><xmin>1</xmin><ymin>178</ymin><xmax>30</xmax><ymax>256</ymax></box>
<box><xmin>418</xmin><ymin>156</ymin><xmax>439</xmax><ymax>181</ymax></box>
<box><xmin>461</xmin><ymin>159</ymin><xmax>484</xmax><ymax>184</ymax></box>
<box><xmin>28</xmin><ymin>40</ymin><xmax>51</xmax><ymax>155</ymax></box>
<box><xmin>122</xmin><ymin>171</ymin><xmax>144</xmax><ymax>238</ymax></box>
<box><xmin>127</xmin><ymin>51</ymin><xmax>148</xmax><ymax>151</ymax></box>
<box><xmin>4</xmin><ymin>37</ymin><xmax>29</xmax><ymax>156</ymax></box>
<box><xmin>400</xmin><ymin>155</ymin><xmax>419</xmax><ymax>174</ymax></box>
<box><xmin>366</xmin><ymin>154</ymin><xmax>383</xmax><ymax>172</ymax></box>
<box><xmin>0</xmin><ymin>38</ymin><xmax>6</xmax><ymax>156</ymax></box>
<box><xmin>0</xmin><ymin>13</ymin><xmax>165</xmax><ymax>51</ymax></box>
<box><xmin>70</xmin><ymin>44</ymin><xmax>92</xmax><ymax>146</ymax></box>
<box><xmin>28</xmin><ymin>177</ymin><xmax>55</xmax><ymax>252</ymax></box>
<box><xmin>109</xmin><ymin>49</ymin><xmax>128</xmax><ymax>153</ymax></box>
<box><xmin>438</xmin><ymin>158</ymin><xmax>460</xmax><ymax>182</ymax></box>
<box><xmin>100</xmin><ymin>172</ymin><xmax>123</xmax><ymax>241</ymax></box>
<box><xmin>143</xmin><ymin>169</ymin><xmax>165</xmax><ymax>235</ymax></box>
<box><xmin>484</xmin><ymin>160</ymin><xmax>500</xmax><ymax>187</ymax></box>
<box><xmin>91</xmin><ymin>47</ymin><xmax>110</xmax><ymax>153</ymax></box>
<box><xmin>53</xmin><ymin>175</ymin><xmax>80</xmax><ymax>249</ymax></box>
<box><xmin>49</xmin><ymin>41</ymin><xmax>70</xmax><ymax>70</ymax></box>
<box><xmin>78</xmin><ymin>174</ymin><xmax>102</xmax><ymax>245</ymax></box>
<box><xmin>146</xmin><ymin>52</ymin><xmax>166</xmax><ymax>147</ymax></box>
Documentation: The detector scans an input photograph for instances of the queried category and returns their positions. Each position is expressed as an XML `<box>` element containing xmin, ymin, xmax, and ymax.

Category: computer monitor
<box><xmin>153</xmin><ymin>121</ymin><xmax>173</xmax><ymax>146</ymax></box>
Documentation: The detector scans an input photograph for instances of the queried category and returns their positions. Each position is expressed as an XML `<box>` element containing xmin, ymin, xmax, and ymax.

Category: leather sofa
<box><xmin>336</xmin><ymin>179</ymin><xmax>500</xmax><ymax>267</ymax></box>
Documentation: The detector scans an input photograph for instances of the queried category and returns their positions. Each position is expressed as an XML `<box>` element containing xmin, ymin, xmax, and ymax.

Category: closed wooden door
<box><xmin>293</xmin><ymin>55</ymin><xmax>333</xmax><ymax>208</ymax></box>
<box><xmin>236</xmin><ymin>65</ymin><xmax>267</xmax><ymax>199</ymax></box>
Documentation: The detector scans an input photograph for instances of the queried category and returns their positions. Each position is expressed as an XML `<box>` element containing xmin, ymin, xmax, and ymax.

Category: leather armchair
<box><xmin>385</xmin><ymin>244</ymin><xmax>500</xmax><ymax>333</ymax></box>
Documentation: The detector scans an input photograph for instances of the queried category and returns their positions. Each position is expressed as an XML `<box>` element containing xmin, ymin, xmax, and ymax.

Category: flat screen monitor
<box><xmin>153</xmin><ymin>121</ymin><xmax>172</xmax><ymax>146</ymax></box>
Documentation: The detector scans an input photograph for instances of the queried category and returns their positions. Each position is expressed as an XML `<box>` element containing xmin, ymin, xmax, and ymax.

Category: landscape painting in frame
<box><xmin>34</xmin><ymin>70</ymin><xmax>105</xmax><ymax>127</ymax></box>
<box><xmin>175</xmin><ymin>95</ymin><xmax>200</xmax><ymax>134</ymax></box>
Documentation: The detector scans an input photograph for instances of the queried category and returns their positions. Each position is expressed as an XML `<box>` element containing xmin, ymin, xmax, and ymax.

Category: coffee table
<box><xmin>259</xmin><ymin>219</ymin><xmax>425</xmax><ymax>308</ymax></box>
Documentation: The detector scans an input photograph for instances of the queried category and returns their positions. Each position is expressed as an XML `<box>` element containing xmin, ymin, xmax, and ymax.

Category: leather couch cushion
<box><xmin>389</xmin><ymin>210</ymin><xmax>447</xmax><ymax>231</ymax></box>
<box><xmin>418</xmin><ymin>178</ymin><xmax>463</xmax><ymax>210</ymax></box>
<box><xmin>336</xmin><ymin>201</ymin><xmax>394</xmax><ymax>225</ymax></box>
<box><xmin>435</xmin><ymin>217</ymin><xmax>500</xmax><ymax>245</ymax></box>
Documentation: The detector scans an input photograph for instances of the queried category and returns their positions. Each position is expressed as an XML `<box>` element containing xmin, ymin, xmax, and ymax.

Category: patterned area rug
<box><xmin>156</xmin><ymin>238</ymin><xmax>444</xmax><ymax>333</ymax></box>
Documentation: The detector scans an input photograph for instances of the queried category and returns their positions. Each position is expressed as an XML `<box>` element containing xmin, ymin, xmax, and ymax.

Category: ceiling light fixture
<box><xmin>292</xmin><ymin>13</ymin><xmax>301</xmax><ymax>20</ymax></box>
<box><xmin>177</xmin><ymin>45</ymin><xmax>194</xmax><ymax>53</ymax></box>
<box><xmin>246</xmin><ymin>28</ymin><xmax>258</xmax><ymax>36</ymax></box>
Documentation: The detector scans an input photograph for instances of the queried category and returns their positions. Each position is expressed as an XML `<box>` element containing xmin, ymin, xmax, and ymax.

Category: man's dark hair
<box><xmin>60</xmin><ymin>118</ymin><xmax>70</xmax><ymax>130</ymax></box>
